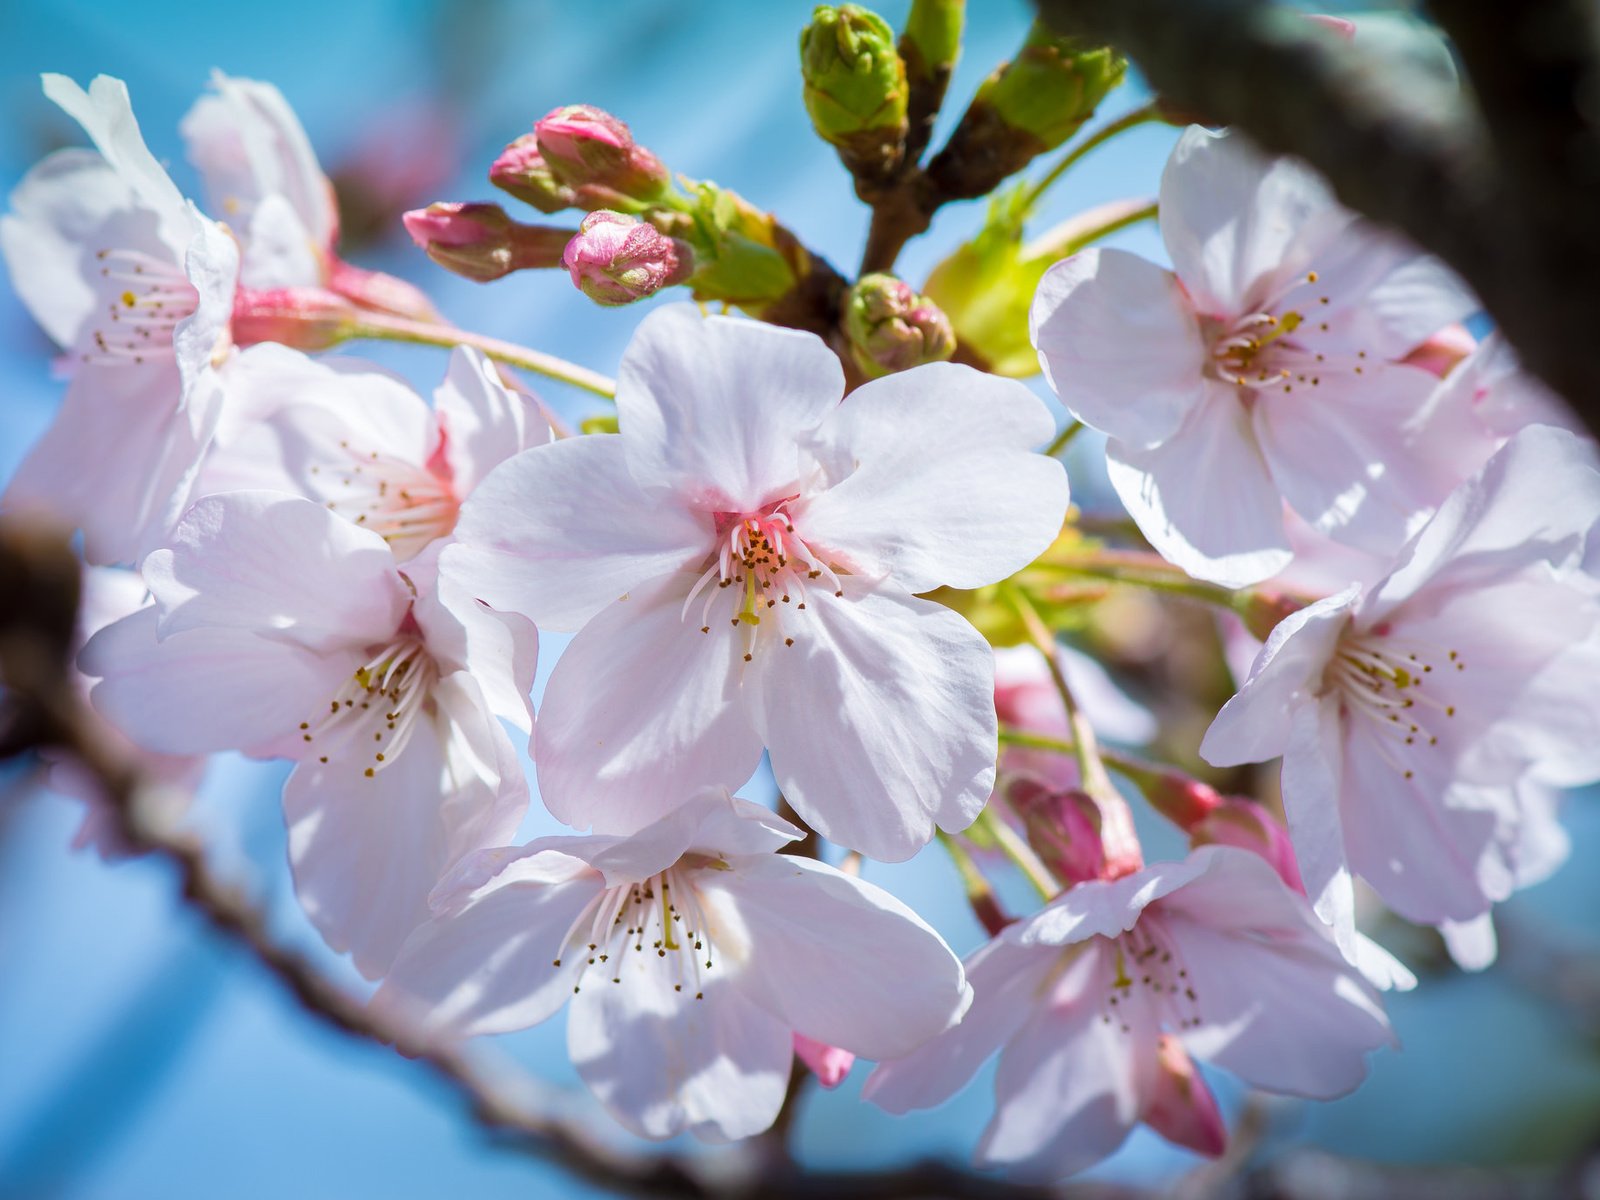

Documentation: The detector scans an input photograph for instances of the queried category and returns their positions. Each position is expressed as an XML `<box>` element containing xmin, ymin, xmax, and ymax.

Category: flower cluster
<box><xmin>6</xmin><ymin>19</ymin><xmax>1597</xmax><ymax>1185</ymax></box>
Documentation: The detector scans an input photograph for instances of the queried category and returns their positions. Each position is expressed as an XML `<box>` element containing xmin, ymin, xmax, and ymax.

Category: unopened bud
<box><xmin>489</xmin><ymin>134</ymin><xmax>576</xmax><ymax>213</ymax></box>
<box><xmin>1191</xmin><ymin>798</ymin><xmax>1305</xmax><ymax>893</ymax></box>
<box><xmin>563</xmin><ymin>210</ymin><xmax>693</xmax><ymax>306</ymax></box>
<box><xmin>800</xmin><ymin>5</ymin><xmax>909</xmax><ymax>182</ymax></box>
<box><xmin>793</xmin><ymin>1033</ymin><xmax>855</xmax><ymax>1089</ymax></box>
<box><xmin>1008</xmin><ymin>777</ymin><xmax>1105</xmax><ymax>887</ymax></box>
<box><xmin>843</xmin><ymin>273</ymin><xmax>955</xmax><ymax>377</ymax></box>
<box><xmin>231</xmin><ymin>285</ymin><xmax>361</xmax><ymax>351</ymax></box>
<box><xmin>1135</xmin><ymin>768</ymin><xmax>1223</xmax><ymax>829</ymax></box>
<box><xmin>403</xmin><ymin>202</ymin><xmax>572</xmax><ymax>283</ymax></box>
<box><xmin>534</xmin><ymin>105</ymin><xmax>669</xmax><ymax>209</ymax></box>
<box><xmin>1144</xmin><ymin>1036</ymin><xmax>1227</xmax><ymax>1158</ymax></box>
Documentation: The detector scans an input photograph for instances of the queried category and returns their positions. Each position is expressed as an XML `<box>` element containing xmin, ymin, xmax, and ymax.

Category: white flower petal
<box><xmin>1030</xmin><ymin>247</ymin><xmax>1207</xmax><ymax>448</ymax></box>
<box><xmin>1280</xmin><ymin>697</ymin><xmax>1360</xmax><ymax>953</ymax></box>
<box><xmin>756</xmin><ymin>584</ymin><xmax>995</xmax><ymax>861</ymax></box>
<box><xmin>614</xmin><ymin>304</ymin><xmax>843</xmax><ymax>511</ymax></box>
<box><xmin>796</xmin><ymin>363</ymin><xmax>1068</xmax><ymax>592</ymax></box>
<box><xmin>434</xmin><ymin>346</ymin><xmax>552</xmax><ymax>494</ymax></box>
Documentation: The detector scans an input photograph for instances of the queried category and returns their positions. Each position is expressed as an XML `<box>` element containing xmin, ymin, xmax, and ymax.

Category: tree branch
<box><xmin>1031</xmin><ymin>0</ymin><xmax>1600</xmax><ymax>439</ymax></box>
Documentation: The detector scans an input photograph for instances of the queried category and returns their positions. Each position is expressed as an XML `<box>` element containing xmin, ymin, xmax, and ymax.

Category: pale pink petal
<box><xmin>1106</xmin><ymin>384</ymin><xmax>1293</xmax><ymax>587</ymax></box>
<box><xmin>1201</xmin><ymin>587</ymin><xmax>1357</xmax><ymax>767</ymax></box>
<box><xmin>1016</xmin><ymin>858</ymin><xmax>1204</xmax><ymax>948</ymax></box>
<box><xmin>864</xmin><ymin>936</ymin><xmax>1062</xmax><ymax>1114</ymax></box>
<box><xmin>1439</xmin><ymin>914</ymin><xmax>1497</xmax><ymax>971</ymax></box>
<box><xmin>567</xmin><ymin>967</ymin><xmax>793</xmax><ymax>1142</ymax></box>
<box><xmin>975</xmin><ymin>946</ymin><xmax>1152</xmax><ymax>1179</ymax></box>
<box><xmin>755</xmin><ymin>583</ymin><xmax>995</xmax><ymax>862</ymax></box>
<box><xmin>82</xmin><ymin>606</ymin><xmax>354</xmax><ymax>758</ymax></box>
<box><xmin>1159</xmin><ymin>126</ymin><xmax>1343</xmax><ymax>315</ymax></box>
<box><xmin>1142</xmin><ymin>1037</ymin><xmax>1227</xmax><ymax>1158</ymax></box>
<box><xmin>1030</xmin><ymin>248</ymin><xmax>1207</xmax><ymax>448</ymax></box>
<box><xmin>434</xmin><ymin>346</ymin><xmax>551</xmax><ymax>494</ymax></box>
<box><xmin>702</xmin><ymin>854</ymin><xmax>969</xmax><ymax>1060</ymax></box>
<box><xmin>144</xmin><ymin>491</ymin><xmax>411</xmax><ymax>653</ymax></box>
<box><xmin>235</xmin><ymin>191</ymin><xmax>323</xmax><ymax>288</ymax></box>
<box><xmin>172</xmin><ymin>211</ymin><xmax>240</xmax><ymax>399</ymax></box>
<box><xmin>445</xmin><ymin>435</ymin><xmax>707</xmax><ymax>632</ymax></box>
<box><xmin>534</xmin><ymin>577</ymin><xmax>764</xmax><ymax>833</ymax></box>
<box><xmin>796</xmin><ymin>363</ymin><xmax>1068</xmax><ymax>591</ymax></box>
<box><xmin>372</xmin><ymin>851</ymin><xmax>601</xmax><ymax>1037</ymax></box>
<box><xmin>614</xmin><ymin>304</ymin><xmax>844</xmax><ymax>511</ymax></box>
<box><xmin>579</xmin><ymin>790</ymin><xmax>801</xmax><ymax>887</ymax></box>
<box><xmin>1280</xmin><ymin>697</ymin><xmax>1360</xmax><ymax>953</ymax></box>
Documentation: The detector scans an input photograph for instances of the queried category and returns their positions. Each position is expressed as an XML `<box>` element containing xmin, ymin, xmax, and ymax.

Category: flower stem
<box><xmin>1020</xmin><ymin>100</ymin><xmax>1164</xmax><ymax>213</ymax></box>
<box><xmin>1022</xmin><ymin>197</ymin><xmax>1158</xmax><ymax>263</ymax></box>
<box><xmin>937</xmin><ymin>831</ymin><xmax>1012</xmax><ymax>936</ymax></box>
<box><xmin>976</xmin><ymin>807</ymin><xmax>1059</xmax><ymax>902</ymax></box>
<box><xmin>998</xmin><ymin>725</ymin><xmax>1155</xmax><ymax>783</ymax></box>
<box><xmin>1005</xmin><ymin>585</ymin><xmax>1113</xmax><ymax>793</ymax></box>
<box><xmin>350</xmin><ymin>314</ymin><xmax>618</xmax><ymax>400</ymax></box>
<box><xmin>1042</xmin><ymin>420</ymin><xmax>1084</xmax><ymax>459</ymax></box>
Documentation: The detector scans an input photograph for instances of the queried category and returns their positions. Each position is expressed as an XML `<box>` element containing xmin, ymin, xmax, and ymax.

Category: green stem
<box><xmin>977</xmin><ymin>808</ymin><xmax>1059</xmax><ymax>901</ymax></box>
<box><xmin>1023</xmin><ymin>197</ymin><xmax>1158</xmax><ymax>262</ymax></box>
<box><xmin>1020</xmin><ymin>100</ymin><xmax>1163</xmax><ymax>213</ymax></box>
<box><xmin>1005</xmin><ymin>585</ymin><xmax>1110</xmax><ymax>791</ymax></box>
<box><xmin>998</xmin><ymin>725</ymin><xmax>1154</xmax><ymax>782</ymax></box>
<box><xmin>351</xmin><ymin>314</ymin><xmax>618</xmax><ymax>400</ymax></box>
<box><xmin>937</xmin><ymin>830</ymin><xmax>1011</xmax><ymax>935</ymax></box>
<box><xmin>1042</xmin><ymin>420</ymin><xmax>1084</xmax><ymax>459</ymax></box>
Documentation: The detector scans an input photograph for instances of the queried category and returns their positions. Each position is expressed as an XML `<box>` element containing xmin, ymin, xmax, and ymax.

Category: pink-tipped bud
<box><xmin>403</xmin><ymin>202</ymin><xmax>572</xmax><ymax>283</ymax></box>
<box><xmin>793</xmin><ymin>1033</ymin><xmax>855</xmax><ymax>1089</ymax></box>
<box><xmin>231</xmin><ymin>285</ymin><xmax>361</xmax><ymax>351</ymax></box>
<box><xmin>1191</xmin><ymin>797</ymin><xmax>1306</xmax><ymax>894</ymax></box>
<box><xmin>1144</xmin><ymin>1035</ymin><xmax>1228</xmax><ymax>1158</ymax></box>
<box><xmin>1007</xmin><ymin>776</ymin><xmax>1105</xmax><ymax>887</ymax></box>
<box><xmin>562</xmin><ymin>210</ymin><xmax>692</xmax><ymax>306</ymax></box>
<box><xmin>843</xmin><ymin>273</ymin><xmax>957</xmax><ymax>378</ymax></box>
<box><xmin>1138</xmin><ymin>769</ymin><xmax>1223</xmax><ymax>830</ymax></box>
<box><xmin>534</xmin><ymin>104</ymin><xmax>669</xmax><ymax>205</ymax></box>
<box><xmin>489</xmin><ymin>134</ymin><xmax>576</xmax><ymax>213</ymax></box>
<box><xmin>1401</xmin><ymin>322</ymin><xmax>1477</xmax><ymax>379</ymax></box>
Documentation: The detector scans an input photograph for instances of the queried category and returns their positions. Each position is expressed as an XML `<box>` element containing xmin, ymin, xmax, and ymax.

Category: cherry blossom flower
<box><xmin>373</xmin><ymin>790</ymin><xmax>971</xmax><ymax>1141</ymax></box>
<box><xmin>1</xmin><ymin>74</ymin><xmax>239</xmax><ymax>564</ymax></box>
<box><xmin>200</xmin><ymin>343</ymin><xmax>549</xmax><ymax>560</ymax></box>
<box><xmin>80</xmin><ymin>492</ymin><xmax>535</xmax><ymax>977</ymax></box>
<box><xmin>444</xmin><ymin>303</ymin><xmax>1069</xmax><ymax>861</ymax></box>
<box><xmin>1030</xmin><ymin>126</ymin><xmax>1476</xmax><ymax>586</ymax></box>
<box><xmin>864</xmin><ymin>846</ymin><xmax>1393</xmax><ymax>1179</ymax></box>
<box><xmin>1202</xmin><ymin>426</ymin><xmax>1600</xmax><ymax>956</ymax></box>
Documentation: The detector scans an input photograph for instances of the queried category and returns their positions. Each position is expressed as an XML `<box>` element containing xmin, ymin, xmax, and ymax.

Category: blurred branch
<box><xmin>1031</xmin><ymin>0</ymin><xmax>1600</xmax><ymax>440</ymax></box>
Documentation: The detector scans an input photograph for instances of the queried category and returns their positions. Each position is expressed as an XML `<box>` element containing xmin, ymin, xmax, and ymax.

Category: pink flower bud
<box><xmin>1143</xmin><ymin>1035</ymin><xmax>1227</xmax><ymax>1158</ymax></box>
<box><xmin>403</xmin><ymin>202</ymin><xmax>572</xmax><ymax>282</ymax></box>
<box><xmin>844</xmin><ymin>273</ymin><xmax>956</xmax><ymax>378</ymax></box>
<box><xmin>1007</xmin><ymin>776</ymin><xmax>1105</xmax><ymax>887</ymax></box>
<box><xmin>1191</xmin><ymin>797</ymin><xmax>1306</xmax><ymax>894</ymax></box>
<box><xmin>1401</xmin><ymin>323</ymin><xmax>1477</xmax><ymax>379</ymax></box>
<box><xmin>1138</xmin><ymin>768</ymin><xmax>1223</xmax><ymax>829</ymax></box>
<box><xmin>489</xmin><ymin>134</ymin><xmax>576</xmax><ymax>213</ymax></box>
<box><xmin>793</xmin><ymin>1033</ymin><xmax>855</xmax><ymax>1089</ymax></box>
<box><xmin>562</xmin><ymin>210</ymin><xmax>692</xmax><ymax>306</ymax></box>
<box><xmin>231</xmin><ymin>285</ymin><xmax>361</xmax><ymax>351</ymax></box>
<box><xmin>534</xmin><ymin>105</ymin><xmax>669</xmax><ymax>205</ymax></box>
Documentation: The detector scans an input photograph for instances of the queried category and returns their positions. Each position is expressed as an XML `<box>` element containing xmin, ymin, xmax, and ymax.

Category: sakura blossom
<box><xmin>864</xmin><ymin>846</ymin><xmax>1393</xmax><ymax>1179</ymax></box>
<box><xmin>373</xmin><ymin>790</ymin><xmax>971</xmax><ymax>1141</ymax></box>
<box><xmin>80</xmin><ymin>491</ymin><xmax>536</xmax><ymax>977</ymax></box>
<box><xmin>1202</xmin><ymin>425</ymin><xmax>1600</xmax><ymax>957</ymax></box>
<box><xmin>444</xmin><ymin>302</ymin><xmax>1070</xmax><ymax>861</ymax></box>
<box><xmin>1030</xmin><ymin>125</ymin><xmax>1477</xmax><ymax>586</ymax></box>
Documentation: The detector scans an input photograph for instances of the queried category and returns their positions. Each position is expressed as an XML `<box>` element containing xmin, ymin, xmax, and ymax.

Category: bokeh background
<box><xmin>3</xmin><ymin>1</ymin><xmax>1599</xmax><ymax>1196</ymax></box>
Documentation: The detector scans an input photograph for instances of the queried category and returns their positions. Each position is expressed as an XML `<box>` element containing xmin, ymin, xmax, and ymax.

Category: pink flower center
<box><xmin>81</xmin><ymin>248</ymin><xmax>200</xmax><ymax>367</ymax></box>
<box><xmin>314</xmin><ymin>439</ymin><xmax>460</xmax><ymax>562</ymax></box>
<box><xmin>297</xmin><ymin>634</ymin><xmax>438</xmax><ymax>778</ymax></box>
<box><xmin>553</xmin><ymin>863</ymin><xmax>720</xmax><ymax>1001</ymax></box>
<box><xmin>1326</xmin><ymin>628</ymin><xmax>1466</xmax><ymax>780</ymax></box>
<box><xmin>683</xmin><ymin>502</ymin><xmax>844</xmax><ymax>662</ymax></box>
<box><xmin>1206</xmin><ymin>270</ymin><xmax>1369</xmax><ymax>396</ymax></box>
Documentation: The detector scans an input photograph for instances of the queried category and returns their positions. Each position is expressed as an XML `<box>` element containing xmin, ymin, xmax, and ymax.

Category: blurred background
<box><xmin>2</xmin><ymin>1</ymin><xmax>1599</xmax><ymax>1196</ymax></box>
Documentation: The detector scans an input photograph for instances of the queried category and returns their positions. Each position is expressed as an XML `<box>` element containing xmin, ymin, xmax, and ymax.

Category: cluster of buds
<box><xmin>842</xmin><ymin>273</ymin><xmax>955</xmax><ymax>377</ymax></box>
<box><xmin>800</xmin><ymin>5</ymin><xmax>910</xmax><ymax>186</ymax></box>
<box><xmin>490</xmin><ymin>105</ymin><xmax>670</xmax><ymax>214</ymax></box>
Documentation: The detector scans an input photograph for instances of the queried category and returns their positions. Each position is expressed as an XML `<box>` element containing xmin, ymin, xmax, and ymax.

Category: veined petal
<box><xmin>702</xmin><ymin>854</ymin><xmax>969</xmax><ymax>1060</ymax></box>
<box><xmin>434</xmin><ymin>346</ymin><xmax>551</xmax><ymax>494</ymax></box>
<box><xmin>796</xmin><ymin>363</ymin><xmax>1068</xmax><ymax>592</ymax></box>
<box><xmin>446</xmin><ymin>435</ymin><xmax>707</xmax><ymax>633</ymax></box>
<box><xmin>1106</xmin><ymin>384</ymin><xmax>1292</xmax><ymax>588</ymax></box>
<box><xmin>614</xmin><ymin>304</ymin><xmax>844</xmax><ymax>512</ymax></box>
<box><xmin>1030</xmin><ymin>248</ymin><xmax>1207</xmax><ymax>448</ymax></box>
<box><xmin>1280</xmin><ymin>697</ymin><xmax>1359</xmax><ymax>954</ymax></box>
<box><xmin>567</xmin><ymin>966</ymin><xmax>792</xmax><ymax>1142</ymax></box>
<box><xmin>144</xmin><ymin>491</ymin><xmax>410</xmax><ymax>654</ymax></box>
<box><xmin>373</xmin><ymin>852</ymin><xmax>601</xmax><ymax>1038</ymax></box>
<box><xmin>579</xmin><ymin>790</ymin><xmax>802</xmax><ymax>888</ymax></box>
<box><xmin>534</xmin><ymin>577</ymin><xmax>765</xmax><ymax>833</ymax></box>
<box><xmin>755</xmin><ymin>583</ymin><xmax>995</xmax><ymax>862</ymax></box>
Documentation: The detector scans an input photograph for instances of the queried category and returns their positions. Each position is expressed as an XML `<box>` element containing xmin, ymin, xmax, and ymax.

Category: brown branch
<box><xmin>1031</xmin><ymin>0</ymin><xmax>1600</xmax><ymax>440</ymax></box>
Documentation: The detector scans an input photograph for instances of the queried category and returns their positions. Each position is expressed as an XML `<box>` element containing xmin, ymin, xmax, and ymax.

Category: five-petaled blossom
<box><xmin>444</xmin><ymin>303</ymin><xmax>1070</xmax><ymax>861</ymax></box>
<box><xmin>864</xmin><ymin>846</ymin><xmax>1393</xmax><ymax>1180</ymax></box>
<box><xmin>1202</xmin><ymin>426</ymin><xmax>1600</xmax><ymax>957</ymax></box>
<box><xmin>373</xmin><ymin>790</ymin><xmax>972</xmax><ymax>1141</ymax></box>
<box><xmin>1030</xmin><ymin>126</ymin><xmax>1476</xmax><ymax>586</ymax></box>
<box><xmin>82</xmin><ymin>492</ymin><xmax>537</xmax><ymax>977</ymax></box>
